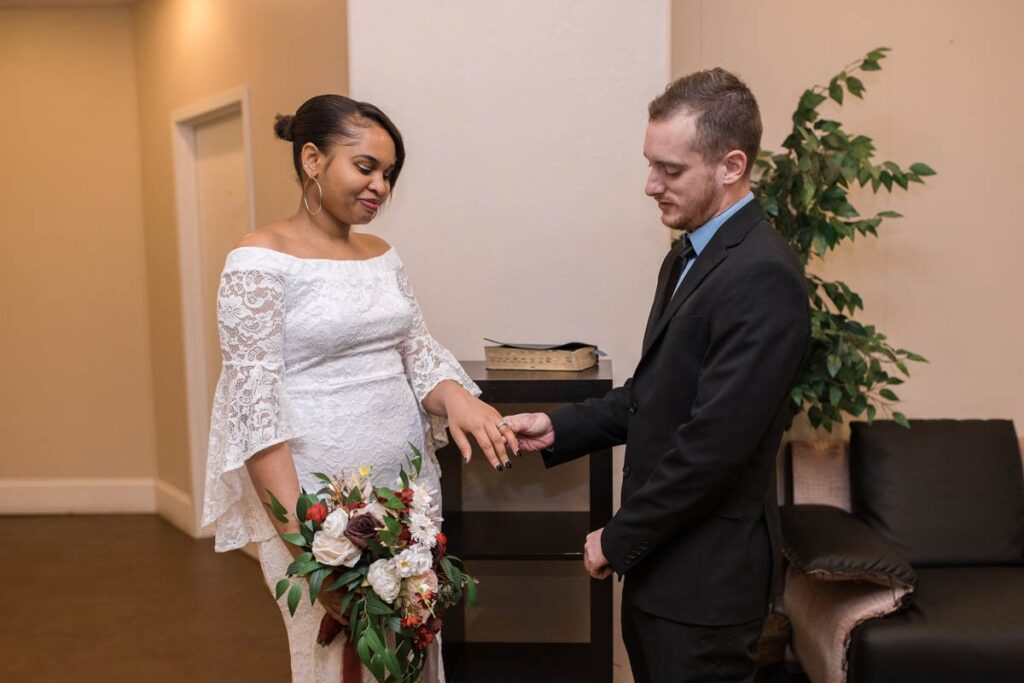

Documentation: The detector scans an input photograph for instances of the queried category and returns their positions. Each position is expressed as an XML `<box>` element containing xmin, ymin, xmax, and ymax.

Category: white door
<box><xmin>194</xmin><ymin>110</ymin><xmax>251</xmax><ymax>403</ymax></box>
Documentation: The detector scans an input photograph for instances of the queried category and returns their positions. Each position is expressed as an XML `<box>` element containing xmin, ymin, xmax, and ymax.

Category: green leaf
<box><xmin>326</xmin><ymin>566</ymin><xmax>367</xmax><ymax>592</ymax></box>
<box><xmin>377</xmin><ymin>633</ymin><xmax>403</xmax><ymax>679</ymax></box>
<box><xmin>355</xmin><ymin>633</ymin><xmax>372</xmax><ymax>669</ymax></box>
<box><xmin>465</xmin><ymin>575</ymin><xmax>478</xmax><ymax>608</ymax></box>
<box><xmin>339</xmin><ymin>589</ymin><xmax>357</xmax><ymax>617</ymax></box>
<box><xmin>829</xmin><ymin>78</ymin><xmax>844</xmax><ymax>104</ymax></box>
<box><xmin>365</xmin><ymin>591</ymin><xmax>394</xmax><ymax>615</ymax></box>
<box><xmin>909</xmin><ymin>162</ymin><xmax>936</xmax><ymax>176</ymax></box>
<box><xmin>312</xmin><ymin>471</ymin><xmax>333</xmax><ymax>484</ymax></box>
<box><xmin>826</xmin><ymin>354</ymin><xmax>842</xmax><ymax>377</ymax></box>
<box><xmin>287</xmin><ymin>581</ymin><xmax>303</xmax><ymax>617</ymax></box>
<box><xmin>286</xmin><ymin>552</ymin><xmax>314</xmax><ymax>576</ymax></box>
<box><xmin>892</xmin><ymin>412</ymin><xmax>911</xmax><ymax>429</ymax></box>
<box><xmin>846</xmin><ymin>76</ymin><xmax>865</xmax><ymax>97</ymax></box>
<box><xmin>265</xmin><ymin>490</ymin><xmax>289</xmax><ymax>524</ymax></box>
<box><xmin>280</xmin><ymin>533</ymin><xmax>307</xmax><ymax>547</ymax></box>
<box><xmin>308</xmin><ymin>567</ymin><xmax>330</xmax><ymax>605</ymax></box>
<box><xmin>829</xmin><ymin>386</ymin><xmax>842</xmax><ymax>406</ymax></box>
<box><xmin>879</xmin><ymin>388</ymin><xmax>899</xmax><ymax>401</ymax></box>
<box><xmin>861</xmin><ymin>59</ymin><xmax>881</xmax><ymax>71</ymax></box>
<box><xmin>866</xmin><ymin>405</ymin><xmax>877</xmax><ymax>422</ymax></box>
<box><xmin>275</xmin><ymin>578</ymin><xmax>291</xmax><ymax>601</ymax></box>
<box><xmin>790</xmin><ymin>387</ymin><xmax>804</xmax><ymax>406</ymax></box>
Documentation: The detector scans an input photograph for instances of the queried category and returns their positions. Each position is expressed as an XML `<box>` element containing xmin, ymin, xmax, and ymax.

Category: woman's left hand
<box><xmin>427</xmin><ymin>382</ymin><xmax>519</xmax><ymax>471</ymax></box>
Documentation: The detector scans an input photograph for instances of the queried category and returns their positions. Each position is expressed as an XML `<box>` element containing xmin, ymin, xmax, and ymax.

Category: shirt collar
<box><xmin>685</xmin><ymin>191</ymin><xmax>755</xmax><ymax>256</ymax></box>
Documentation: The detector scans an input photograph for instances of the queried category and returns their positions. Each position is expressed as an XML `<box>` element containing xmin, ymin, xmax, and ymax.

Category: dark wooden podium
<box><xmin>440</xmin><ymin>361</ymin><xmax>615</xmax><ymax>683</ymax></box>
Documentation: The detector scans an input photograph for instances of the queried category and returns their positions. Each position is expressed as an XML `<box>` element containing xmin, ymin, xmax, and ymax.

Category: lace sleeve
<box><xmin>201</xmin><ymin>268</ymin><xmax>302</xmax><ymax>552</ymax></box>
<box><xmin>396</xmin><ymin>264</ymin><xmax>480</xmax><ymax>452</ymax></box>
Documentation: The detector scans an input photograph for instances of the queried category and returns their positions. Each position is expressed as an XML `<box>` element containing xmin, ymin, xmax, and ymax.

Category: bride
<box><xmin>201</xmin><ymin>94</ymin><xmax>518</xmax><ymax>682</ymax></box>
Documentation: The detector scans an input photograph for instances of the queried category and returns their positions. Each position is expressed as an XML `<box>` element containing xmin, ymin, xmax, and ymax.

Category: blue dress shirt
<box><xmin>671</xmin><ymin>192</ymin><xmax>755</xmax><ymax>297</ymax></box>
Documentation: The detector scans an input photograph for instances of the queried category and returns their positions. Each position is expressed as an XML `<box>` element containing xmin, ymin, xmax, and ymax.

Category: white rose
<box><xmin>352</xmin><ymin>501</ymin><xmax>389</xmax><ymax>522</ymax></box>
<box><xmin>321</xmin><ymin>508</ymin><xmax>350</xmax><ymax>538</ymax></box>
<box><xmin>311</xmin><ymin>532</ymin><xmax>362</xmax><ymax>567</ymax></box>
<box><xmin>394</xmin><ymin>545</ymin><xmax>434</xmax><ymax>578</ymax></box>
<box><xmin>367</xmin><ymin>558</ymin><xmax>402</xmax><ymax>603</ymax></box>
<box><xmin>408</xmin><ymin>511</ymin><xmax>439</xmax><ymax>548</ymax></box>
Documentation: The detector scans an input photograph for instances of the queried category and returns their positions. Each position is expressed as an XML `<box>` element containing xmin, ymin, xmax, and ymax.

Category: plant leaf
<box><xmin>265</xmin><ymin>490</ymin><xmax>289</xmax><ymax>524</ymax></box>
<box><xmin>275</xmin><ymin>578</ymin><xmax>291</xmax><ymax>601</ymax></box>
<box><xmin>280</xmin><ymin>533</ymin><xmax>307</xmax><ymax>547</ymax></box>
<box><xmin>308</xmin><ymin>567</ymin><xmax>330</xmax><ymax>605</ymax></box>
<box><xmin>287</xmin><ymin>581</ymin><xmax>303</xmax><ymax>617</ymax></box>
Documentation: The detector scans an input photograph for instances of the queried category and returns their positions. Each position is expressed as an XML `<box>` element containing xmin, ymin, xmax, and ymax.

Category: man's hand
<box><xmin>501</xmin><ymin>412</ymin><xmax>555</xmax><ymax>452</ymax></box>
<box><xmin>583</xmin><ymin>528</ymin><xmax>613</xmax><ymax>580</ymax></box>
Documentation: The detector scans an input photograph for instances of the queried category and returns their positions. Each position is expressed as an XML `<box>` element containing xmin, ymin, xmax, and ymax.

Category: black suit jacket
<box><xmin>543</xmin><ymin>199</ymin><xmax>809</xmax><ymax>626</ymax></box>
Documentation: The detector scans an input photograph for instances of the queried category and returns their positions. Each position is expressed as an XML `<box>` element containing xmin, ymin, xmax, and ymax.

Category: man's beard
<box><xmin>667</xmin><ymin>179</ymin><xmax>722</xmax><ymax>233</ymax></box>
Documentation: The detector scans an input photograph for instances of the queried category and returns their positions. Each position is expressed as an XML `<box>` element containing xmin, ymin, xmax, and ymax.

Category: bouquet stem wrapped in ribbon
<box><xmin>267</xmin><ymin>446</ymin><xmax>477</xmax><ymax>682</ymax></box>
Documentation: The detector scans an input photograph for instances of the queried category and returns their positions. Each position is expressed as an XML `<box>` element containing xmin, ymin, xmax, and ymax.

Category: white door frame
<box><xmin>170</xmin><ymin>86</ymin><xmax>256</xmax><ymax>536</ymax></box>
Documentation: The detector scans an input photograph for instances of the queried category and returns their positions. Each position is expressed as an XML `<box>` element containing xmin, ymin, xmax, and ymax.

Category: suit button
<box><xmin>628</xmin><ymin>400</ymin><xmax>639</xmax><ymax>415</ymax></box>
<box><xmin>622</xmin><ymin>464</ymin><xmax>631</xmax><ymax>478</ymax></box>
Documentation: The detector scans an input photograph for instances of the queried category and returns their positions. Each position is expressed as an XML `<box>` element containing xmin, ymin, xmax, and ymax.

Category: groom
<box><xmin>504</xmin><ymin>69</ymin><xmax>810</xmax><ymax>682</ymax></box>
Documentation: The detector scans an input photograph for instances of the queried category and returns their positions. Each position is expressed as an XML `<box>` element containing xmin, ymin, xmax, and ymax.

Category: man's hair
<box><xmin>648</xmin><ymin>68</ymin><xmax>762</xmax><ymax>177</ymax></box>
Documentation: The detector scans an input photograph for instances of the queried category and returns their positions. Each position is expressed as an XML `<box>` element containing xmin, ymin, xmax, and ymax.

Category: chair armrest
<box><xmin>780</xmin><ymin>504</ymin><xmax>916</xmax><ymax>590</ymax></box>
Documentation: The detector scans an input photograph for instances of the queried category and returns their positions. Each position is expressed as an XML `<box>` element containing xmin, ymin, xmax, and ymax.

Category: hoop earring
<box><xmin>303</xmin><ymin>177</ymin><xmax>323</xmax><ymax>216</ymax></box>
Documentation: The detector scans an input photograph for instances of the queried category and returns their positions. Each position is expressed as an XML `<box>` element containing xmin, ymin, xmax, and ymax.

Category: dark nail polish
<box><xmin>503</xmin><ymin>460</ymin><xmax>512</xmax><ymax>469</ymax></box>
<box><xmin>495</xmin><ymin>463</ymin><xmax>503</xmax><ymax>471</ymax></box>
<box><xmin>515</xmin><ymin>450</ymin><xmax>522</xmax><ymax>458</ymax></box>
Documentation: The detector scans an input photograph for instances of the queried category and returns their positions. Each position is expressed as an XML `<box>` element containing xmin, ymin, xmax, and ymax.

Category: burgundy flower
<box><xmin>317</xmin><ymin>614</ymin><xmax>343</xmax><ymax>646</ymax></box>
<box><xmin>343</xmin><ymin>511</ymin><xmax>382</xmax><ymax>549</ymax></box>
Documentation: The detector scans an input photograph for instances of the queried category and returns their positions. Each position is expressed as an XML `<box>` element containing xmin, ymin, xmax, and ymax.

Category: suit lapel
<box><xmin>642</xmin><ymin>238</ymin><xmax>691</xmax><ymax>350</ymax></box>
<box><xmin>639</xmin><ymin>200</ymin><xmax>766</xmax><ymax>360</ymax></box>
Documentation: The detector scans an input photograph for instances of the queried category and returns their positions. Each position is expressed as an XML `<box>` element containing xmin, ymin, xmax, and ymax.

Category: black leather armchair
<box><xmin>780</xmin><ymin>419</ymin><xmax>1024</xmax><ymax>683</ymax></box>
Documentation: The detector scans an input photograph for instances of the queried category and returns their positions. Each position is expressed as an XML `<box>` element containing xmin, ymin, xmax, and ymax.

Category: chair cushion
<box><xmin>850</xmin><ymin>419</ymin><xmax>1024</xmax><ymax>566</ymax></box>
<box><xmin>847</xmin><ymin>566</ymin><xmax>1024</xmax><ymax>683</ymax></box>
<box><xmin>780</xmin><ymin>504</ymin><xmax>915</xmax><ymax>590</ymax></box>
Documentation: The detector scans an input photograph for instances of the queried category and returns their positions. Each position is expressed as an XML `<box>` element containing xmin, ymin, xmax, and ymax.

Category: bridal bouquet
<box><xmin>267</xmin><ymin>446</ymin><xmax>477</xmax><ymax>682</ymax></box>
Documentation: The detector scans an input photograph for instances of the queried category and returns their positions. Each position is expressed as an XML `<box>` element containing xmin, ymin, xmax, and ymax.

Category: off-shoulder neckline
<box><xmin>228</xmin><ymin>245</ymin><xmax>395</xmax><ymax>264</ymax></box>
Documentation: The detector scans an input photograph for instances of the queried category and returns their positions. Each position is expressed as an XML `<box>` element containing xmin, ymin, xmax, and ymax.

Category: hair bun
<box><xmin>274</xmin><ymin>114</ymin><xmax>295</xmax><ymax>141</ymax></box>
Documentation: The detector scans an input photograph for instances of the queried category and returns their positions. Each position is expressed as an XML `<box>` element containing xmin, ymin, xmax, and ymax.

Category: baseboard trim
<box><xmin>0</xmin><ymin>478</ymin><xmax>158</xmax><ymax>514</ymax></box>
<box><xmin>155</xmin><ymin>479</ymin><xmax>197</xmax><ymax>537</ymax></box>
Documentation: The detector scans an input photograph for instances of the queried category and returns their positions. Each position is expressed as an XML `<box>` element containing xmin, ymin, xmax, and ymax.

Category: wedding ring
<box><xmin>496</xmin><ymin>419</ymin><xmax>509</xmax><ymax>430</ymax></box>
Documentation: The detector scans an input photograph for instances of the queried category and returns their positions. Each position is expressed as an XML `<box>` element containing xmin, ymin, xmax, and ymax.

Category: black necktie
<box><xmin>660</xmin><ymin>235</ymin><xmax>695</xmax><ymax>316</ymax></box>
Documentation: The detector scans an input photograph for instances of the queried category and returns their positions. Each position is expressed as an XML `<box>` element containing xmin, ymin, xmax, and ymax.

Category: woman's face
<box><xmin>303</xmin><ymin>121</ymin><xmax>397</xmax><ymax>225</ymax></box>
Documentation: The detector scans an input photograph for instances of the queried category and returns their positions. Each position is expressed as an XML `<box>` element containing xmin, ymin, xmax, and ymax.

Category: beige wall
<box><xmin>0</xmin><ymin>7</ymin><xmax>157</xmax><ymax>480</ymax></box>
<box><xmin>672</xmin><ymin>0</ymin><xmax>1024</xmax><ymax>435</ymax></box>
<box><xmin>132</xmin><ymin>0</ymin><xmax>349</xmax><ymax>497</ymax></box>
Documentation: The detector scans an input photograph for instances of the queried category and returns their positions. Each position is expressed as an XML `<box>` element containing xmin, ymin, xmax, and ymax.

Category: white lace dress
<box><xmin>200</xmin><ymin>246</ymin><xmax>478</xmax><ymax>683</ymax></box>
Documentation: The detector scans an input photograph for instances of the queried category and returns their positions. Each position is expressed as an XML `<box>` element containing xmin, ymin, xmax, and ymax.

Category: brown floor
<box><xmin>0</xmin><ymin>515</ymin><xmax>291</xmax><ymax>682</ymax></box>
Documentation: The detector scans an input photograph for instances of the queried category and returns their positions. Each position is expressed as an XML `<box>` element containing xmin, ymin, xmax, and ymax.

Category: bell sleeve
<box><xmin>200</xmin><ymin>267</ymin><xmax>302</xmax><ymax>552</ymax></box>
<box><xmin>395</xmin><ymin>263</ymin><xmax>480</xmax><ymax>453</ymax></box>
